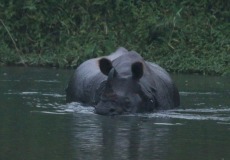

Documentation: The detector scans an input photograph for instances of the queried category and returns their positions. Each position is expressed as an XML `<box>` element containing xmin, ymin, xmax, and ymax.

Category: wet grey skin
<box><xmin>66</xmin><ymin>47</ymin><xmax>180</xmax><ymax>115</ymax></box>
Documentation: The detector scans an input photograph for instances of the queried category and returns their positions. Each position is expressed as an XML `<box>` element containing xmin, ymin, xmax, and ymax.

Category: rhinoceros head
<box><xmin>95</xmin><ymin>58</ymin><xmax>155</xmax><ymax>115</ymax></box>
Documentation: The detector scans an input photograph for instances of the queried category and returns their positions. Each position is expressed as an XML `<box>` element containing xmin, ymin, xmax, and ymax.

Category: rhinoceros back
<box><xmin>66</xmin><ymin>47</ymin><xmax>129</xmax><ymax>103</ymax></box>
<box><xmin>146</xmin><ymin>62</ymin><xmax>180</xmax><ymax>109</ymax></box>
<box><xmin>66</xmin><ymin>58</ymin><xmax>106</xmax><ymax>103</ymax></box>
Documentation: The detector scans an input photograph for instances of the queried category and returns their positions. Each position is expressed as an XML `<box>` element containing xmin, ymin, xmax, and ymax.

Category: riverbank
<box><xmin>0</xmin><ymin>1</ymin><xmax>229</xmax><ymax>75</ymax></box>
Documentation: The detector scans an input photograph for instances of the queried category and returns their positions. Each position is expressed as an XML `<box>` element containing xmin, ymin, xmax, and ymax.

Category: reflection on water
<box><xmin>71</xmin><ymin>115</ymin><xmax>173</xmax><ymax>160</ymax></box>
<box><xmin>0</xmin><ymin>67</ymin><xmax>230</xmax><ymax>160</ymax></box>
<box><xmin>37</xmin><ymin>102</ymin><xmax>230</xmax><ymax>122</ymax></box>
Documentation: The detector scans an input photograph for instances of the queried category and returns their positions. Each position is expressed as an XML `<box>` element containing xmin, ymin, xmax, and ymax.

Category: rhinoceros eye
<box><xmin>123</xmin><ymin>98</ymin><xmax>132</xmax><ymax>111</ymax></box>
<box><xmin>124</xmin><ymin>97</ymin><xmax>130</xmax><ymax>104</ymax></box>
<box><xmin>124</xmin><ymin>98</ymin><xmax>131</xmax><ymax>108</ymax></box>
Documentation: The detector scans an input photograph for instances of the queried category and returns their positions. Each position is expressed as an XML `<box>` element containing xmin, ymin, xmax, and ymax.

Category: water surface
<box><xmin>0</xmin><ymin>67</ymin><xmax>229</xmax><ymax>160</ymax></box>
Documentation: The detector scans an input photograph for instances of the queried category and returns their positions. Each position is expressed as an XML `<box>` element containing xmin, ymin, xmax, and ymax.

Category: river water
<box><xmin>0</xmin><ymin>67</ymin><xmax>229</xmax><ymax>160</ymax></box>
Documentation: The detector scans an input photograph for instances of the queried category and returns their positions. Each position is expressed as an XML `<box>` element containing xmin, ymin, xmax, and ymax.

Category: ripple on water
<box><xmin>145</xmin><ymin>108</ymin><xmax>230</xmax><ymax>122</ymax></box>
<box><xmin>60</xmin><ymin>102</ymin><xmax>95</xmax><ymax>114</ymax></box>
<box><xmin>30</xmin><ymin>101</ymin><xmax>230</xmax><ymax>122</ymax></box>
<box><xmin>5</xmin><ymin>91</ymin><xmax>65</xmax><ymax>98</ymax></box>
<box><xmin>34</xmin><ymin>80</ymin><xmax>60</xmax><ymax>83</ymax></box>
<box><xmin>31</xmin><ymin>102</ymin><xmax>95</xmax><ymax>115</ymax></box>
<box><xmin>12</xmin><ymin>90</ymin><xmax>229</xmax><ymax>122</ymax></box>
<box><xmin>153</xmin><ymin>122</ymin><xmax>183</xmax><ymax>126</ymax></box>
<box><xmin>180</xmin><ymin>91</ymin><xmax>220</xmax><ymax>96</ymax></box>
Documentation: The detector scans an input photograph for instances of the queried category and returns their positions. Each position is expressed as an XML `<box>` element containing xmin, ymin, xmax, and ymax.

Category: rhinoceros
<box><xmin>66</xmin><ymin>47</ymin><xmax>180</xmax><ymax>115</ymax></box>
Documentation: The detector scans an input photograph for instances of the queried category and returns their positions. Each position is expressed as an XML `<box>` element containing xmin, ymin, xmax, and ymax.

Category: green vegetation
<box><xmin>0</xmin><ymin>0</ymin><xmax>229</xmax><ymax>75</ymax></box>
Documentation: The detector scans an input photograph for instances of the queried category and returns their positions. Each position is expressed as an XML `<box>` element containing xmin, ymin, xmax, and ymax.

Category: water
<box><xmin>0</xmin><ymin>67</ymin><xmax>229</xmax><ymax>160</ymax></box>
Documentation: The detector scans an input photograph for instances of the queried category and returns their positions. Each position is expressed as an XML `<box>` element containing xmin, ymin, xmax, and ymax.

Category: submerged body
<box><xmin>66</xmin><ymin>47</ymin><xmax>180</xmax><ymax>115</ymax></box>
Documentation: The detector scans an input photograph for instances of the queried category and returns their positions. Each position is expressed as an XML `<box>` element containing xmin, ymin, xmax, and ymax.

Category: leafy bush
<box><xmin>0</xmin><ymin>0</ymin><xmax>229</xmax><ymax>75</ymax></box>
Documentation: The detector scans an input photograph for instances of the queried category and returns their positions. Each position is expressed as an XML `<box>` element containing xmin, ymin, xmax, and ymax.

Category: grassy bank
<box><xmin>0</xmin><ymin>0</ymin><xmax>229</xmax><ymax>75</ymax></box>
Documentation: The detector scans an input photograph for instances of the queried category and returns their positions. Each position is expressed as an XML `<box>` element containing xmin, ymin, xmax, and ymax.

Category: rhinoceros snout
<box><xmin>95</xmin><ymin>103</ymin><xmax>124</xmax><ymax>116</ymax></box>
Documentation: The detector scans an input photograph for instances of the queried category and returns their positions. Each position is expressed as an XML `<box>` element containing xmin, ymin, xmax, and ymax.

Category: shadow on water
<box><xmin>0</xmin><ymin>67</ymin><xmax>230</xmax><ymax>160</ymax></box>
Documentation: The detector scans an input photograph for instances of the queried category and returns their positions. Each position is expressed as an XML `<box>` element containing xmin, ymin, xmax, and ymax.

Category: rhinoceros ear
<box><xmin>99</xmin><ymin>58</ymin><xmax>113</xmax><ymax>76</ymax></box>
<box><xmin>131</xmin><ymin>62</ymin><xmax>143</xmax><ymax>80</ymax></box>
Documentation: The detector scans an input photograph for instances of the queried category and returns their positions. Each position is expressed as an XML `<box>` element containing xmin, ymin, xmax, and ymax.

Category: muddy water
<box><xmin>0</xmin><ymin>67</ymin><xmax>229</xmax><ymax>160</ymax></box>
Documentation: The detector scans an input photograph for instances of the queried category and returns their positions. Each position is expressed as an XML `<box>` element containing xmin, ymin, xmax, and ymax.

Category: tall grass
<box><xmin>0</xmin><ymin>0</ymin><xmax>229</xmax><ymax>75</ymax></box>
